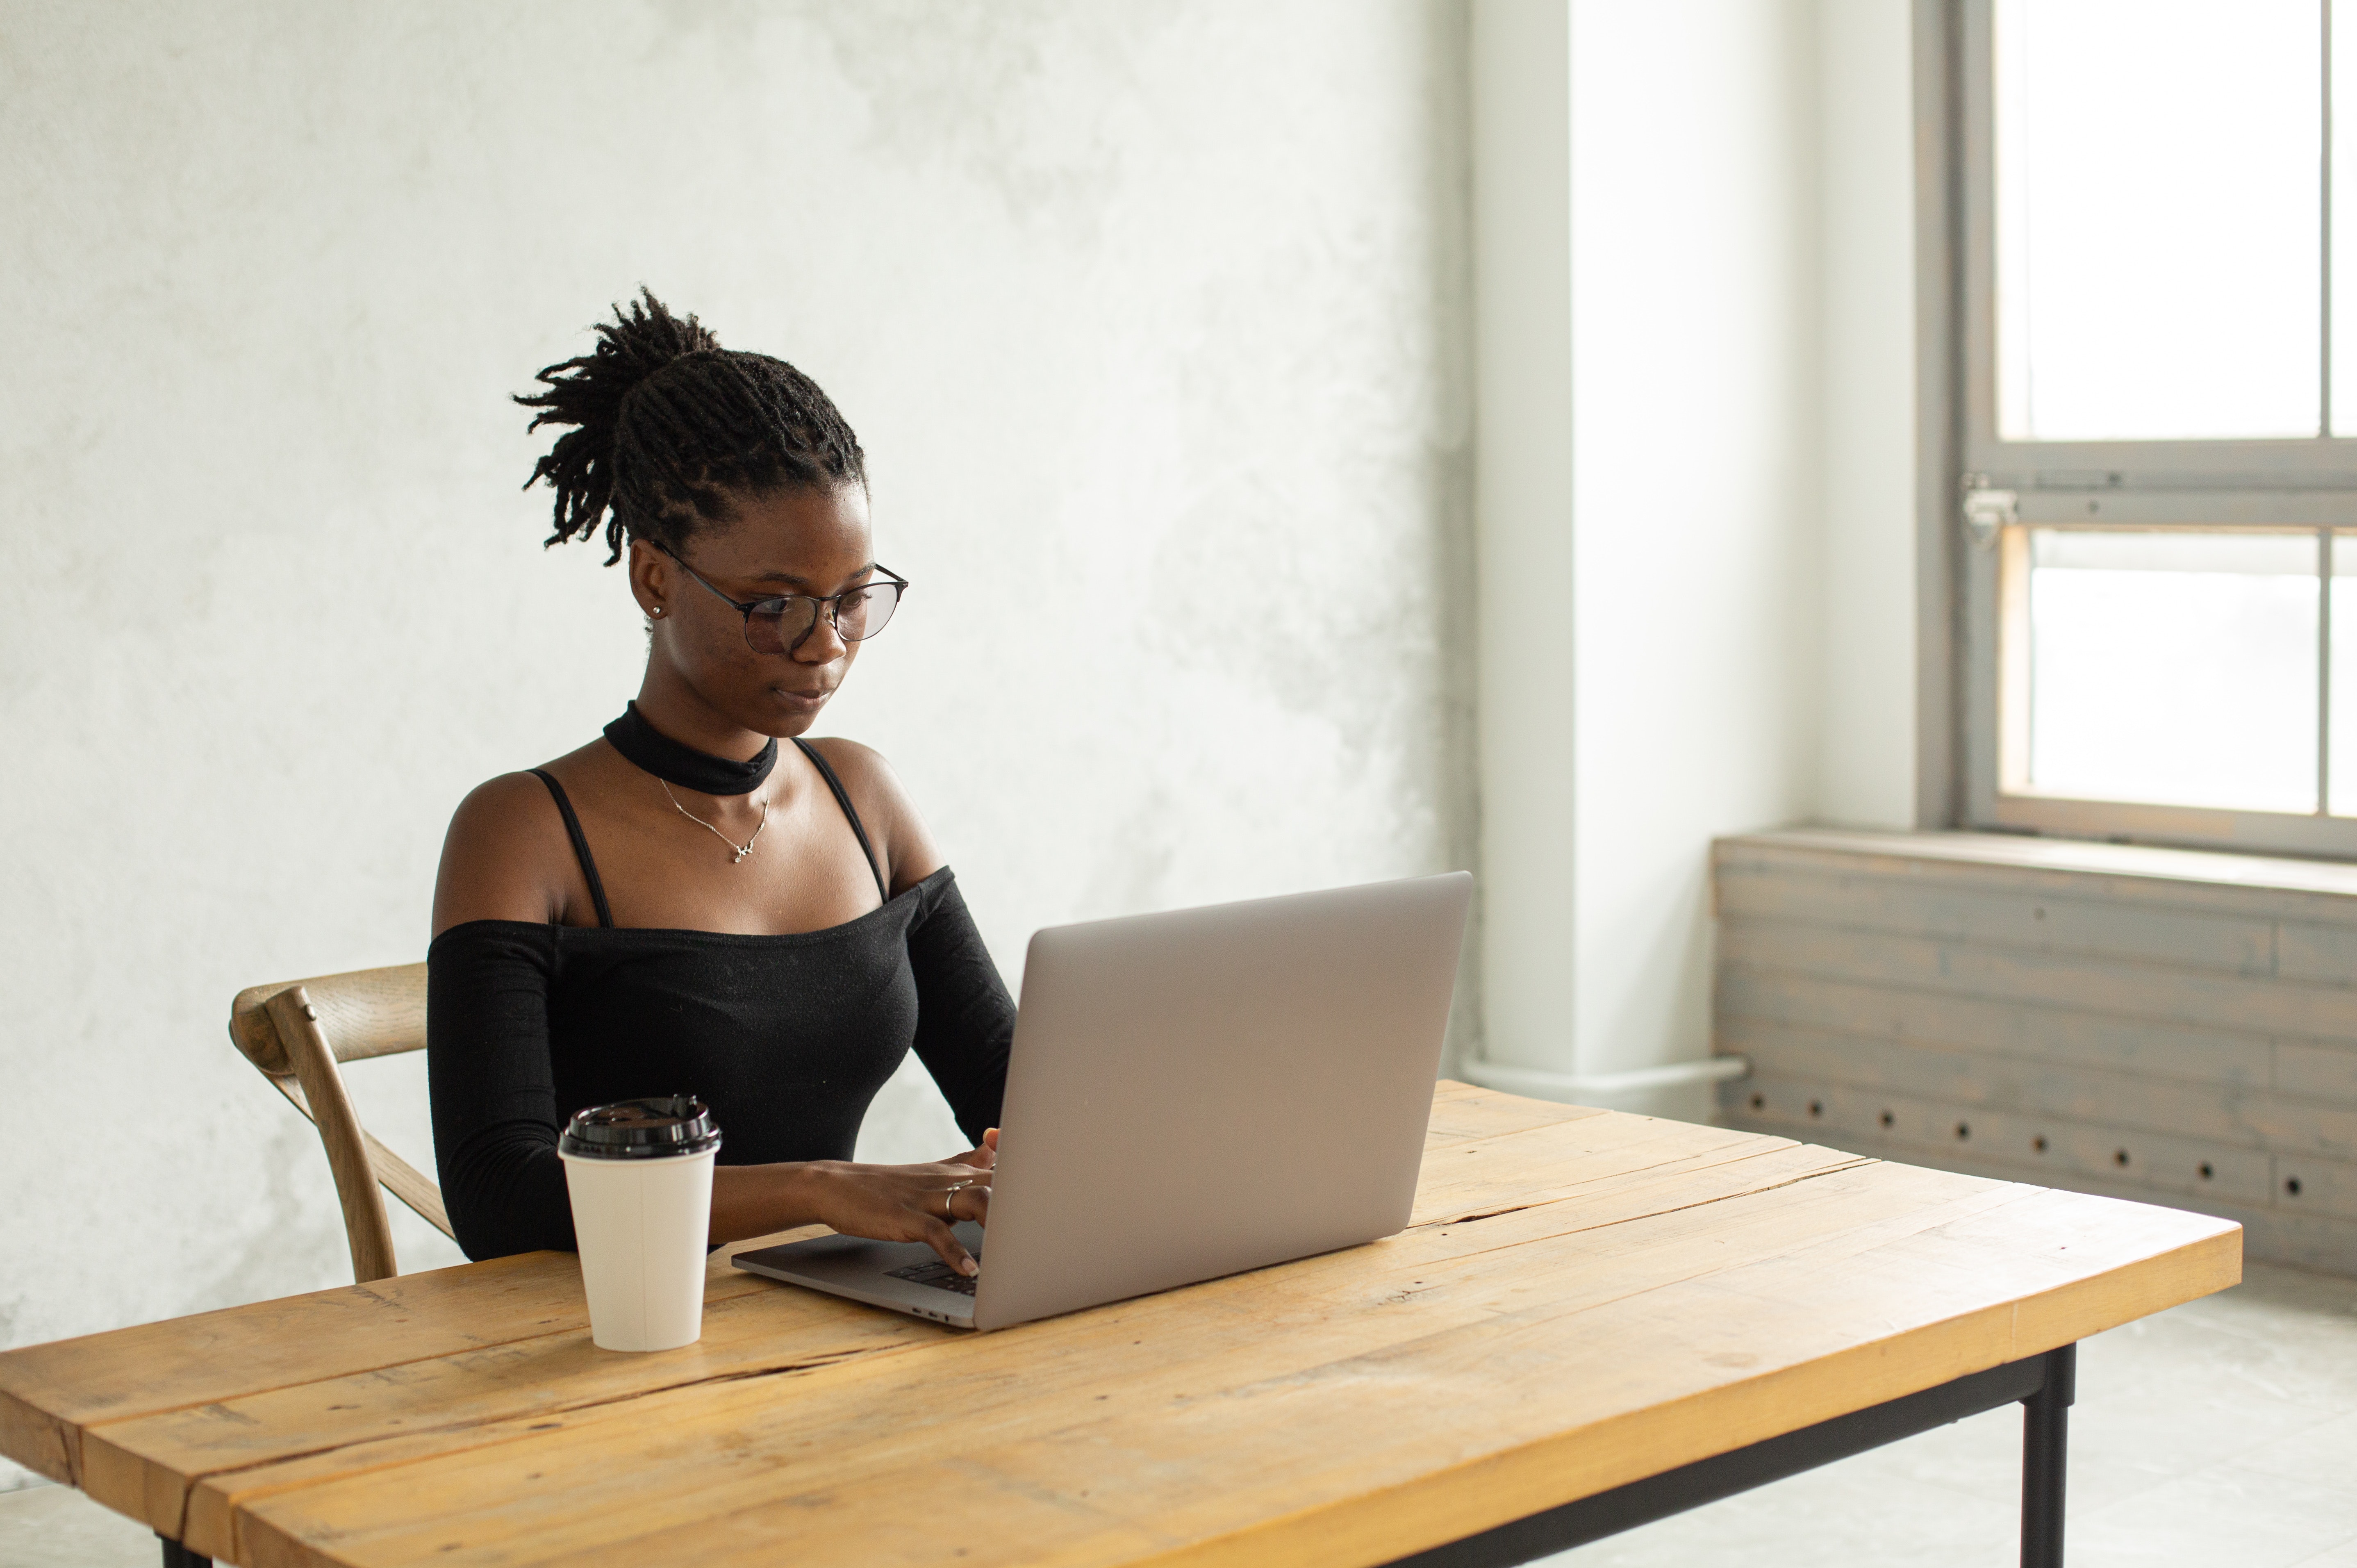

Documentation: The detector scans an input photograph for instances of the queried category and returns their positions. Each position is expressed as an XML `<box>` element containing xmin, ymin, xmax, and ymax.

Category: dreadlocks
<box><xmin>516</xmin><ymin>289</ymin><xmax>868</xmax><ymax>564</ymax></box>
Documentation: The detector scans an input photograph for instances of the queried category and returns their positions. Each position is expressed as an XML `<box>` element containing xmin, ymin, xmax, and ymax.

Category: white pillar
<box><xmin>1468</xmin><ymin>0</ymin><xmax>1829</xmax><ymax>1118</ymax></box>
<box><xmin>1470</xmin><ymin>0</ymin><xmax>1578</xmax><ymax>1090</ymax></box>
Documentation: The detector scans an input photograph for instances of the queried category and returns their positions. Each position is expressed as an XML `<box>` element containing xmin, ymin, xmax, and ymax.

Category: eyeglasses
<box><xmin>658</xmin><ymin>547</ymin><xmax>908</xmax><ymax>655</ymax></box>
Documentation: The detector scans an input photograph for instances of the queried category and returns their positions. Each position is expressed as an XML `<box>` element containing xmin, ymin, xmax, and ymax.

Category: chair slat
<box><xmin>268</xmin><ymin>987</ymin><xmax>399</xmax><ymax>1283</ymax></box>
<box><xmin>230</xmin><ymin>962</ymin><xmax>427</xmax><ymax>1072</ymax></box>
<box><xmin>364</xmin><ymin>1132</ymin><xmax>453</xmax><ymax>1239</ymax></box>
<box><xmin>261</xmin><ymin>1074</ymin><xmax>455</xmax><ymax>1240</ymax></box>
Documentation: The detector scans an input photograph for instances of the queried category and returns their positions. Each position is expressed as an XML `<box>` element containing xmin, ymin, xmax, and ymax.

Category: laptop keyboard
<box><xmin>886</xmin><ymin>1259</ymin><xmax>978</xmax><ymax>1297</ymax></box>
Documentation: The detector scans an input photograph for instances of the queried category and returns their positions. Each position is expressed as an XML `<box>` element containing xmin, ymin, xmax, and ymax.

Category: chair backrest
<box><xmin>229</xmin><ymin>963</ymin><xmax>449</xmax><ymax>1283</ymax></box>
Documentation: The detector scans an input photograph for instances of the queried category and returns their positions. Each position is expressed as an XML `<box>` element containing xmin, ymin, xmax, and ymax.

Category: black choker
<box><xmin>603</xmin><ymin>703</ymin><xmax>778</xmax><ymax>796</ymax></box>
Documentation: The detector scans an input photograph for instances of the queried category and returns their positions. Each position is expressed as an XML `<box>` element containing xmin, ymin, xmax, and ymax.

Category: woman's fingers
<box><xmin>808</xmin><ymin>1160</ymin><xmax>991</xmax><ymax>1263</ymax></box>
<box><xmin>880</xmin><ymin>1163</ymin><xmax>987</xmax><ymax>1211</ymax></box>
<box><xmin>942</xmin><ymin>1180</ymin><xmax>991</xmax><ymax>1226</ymax></box>
<box><xmin>921</xmin><ymin>1216</ymin><xmax>978</xmax><ymax>1276</ymax></box>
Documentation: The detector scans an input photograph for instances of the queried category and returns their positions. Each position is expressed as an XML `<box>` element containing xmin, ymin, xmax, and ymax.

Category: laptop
<box><xmin>732</xmin><ymin>872</ymin><xmax>1473</xmax><ymax>1332</ymax></box>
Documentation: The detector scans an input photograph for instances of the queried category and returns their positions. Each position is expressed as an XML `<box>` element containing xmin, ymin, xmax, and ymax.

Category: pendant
<box><xmin>732</xmin><ymin>847</ymin><xmax>751</xmax><ymax>864</ymax></box>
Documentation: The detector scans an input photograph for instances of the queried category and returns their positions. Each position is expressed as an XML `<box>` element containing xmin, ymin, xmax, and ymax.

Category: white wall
<box><xmin>1472</xmin><ymin>0</ymin><xmax>1918</xmax><ymax>1115</ymax></box>
<box><xmin>0</xmin><ymin>0</ymin><xmax>1474</xmax><ymax>1406</ymax></box>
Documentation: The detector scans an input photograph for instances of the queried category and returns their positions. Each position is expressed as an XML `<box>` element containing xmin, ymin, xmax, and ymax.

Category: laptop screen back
<box><xmin>973</xmin><ymin>872</ymin><xmax>1472</xmax><ymax>1333</ymax></box>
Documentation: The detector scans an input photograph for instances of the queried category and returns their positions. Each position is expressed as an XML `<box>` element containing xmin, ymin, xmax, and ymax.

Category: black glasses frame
<box><xmin>657</xmin><ymin>546</ymin><xmax>909</xmax><ymax>653</ymax></box>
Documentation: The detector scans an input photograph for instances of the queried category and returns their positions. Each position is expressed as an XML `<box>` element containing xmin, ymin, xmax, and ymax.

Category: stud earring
<box><xmin>651</xmin><ymin>606</ymin><xmax>664</xmax><ymax>617</ymax></box>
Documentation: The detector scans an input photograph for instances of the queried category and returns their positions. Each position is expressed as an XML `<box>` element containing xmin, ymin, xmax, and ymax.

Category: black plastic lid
<box><xmin>559</xmin><ymin>1096</ymin><xmax>722</xmax><ymax>1160</ymax></box>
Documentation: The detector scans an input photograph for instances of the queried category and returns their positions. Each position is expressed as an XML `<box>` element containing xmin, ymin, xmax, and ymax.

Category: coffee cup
<box><xmin>558</xmin><ymin>1096</ymin><xmax>722</xmax><ymax>1352</ymax></box>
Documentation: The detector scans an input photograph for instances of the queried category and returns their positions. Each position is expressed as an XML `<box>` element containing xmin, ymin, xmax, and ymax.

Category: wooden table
<box><xmin>0</xmin><ymin>1083</ymin><xmax>2239</xmax><ymax>1568</ymax></box>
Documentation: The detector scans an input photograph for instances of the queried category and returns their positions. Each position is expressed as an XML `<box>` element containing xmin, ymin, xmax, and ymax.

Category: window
<box><xmin>1959</xmin><ymin>0</ymin><xmax>2357</xmax><ymax>854</ymax></box>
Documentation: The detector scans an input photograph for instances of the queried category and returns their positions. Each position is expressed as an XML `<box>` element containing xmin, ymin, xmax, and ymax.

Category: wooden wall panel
<box><xmin>1718</xmin><ymin>967</ymin><xmax>2272</xmax><ymax>1088</ymax></box>
<box><xmin>2281</xmin><ymin>922</ymin><xmax>2357</xmax><ymax>988</ymax></box>
<box><xmin>2278</xmin><ymin>1041</ymin><xmax>2357</xmax><ymax>1104</ymax></box>
<box><xmin>1722</xmin><ymin>1017</ymin><xmax>2357</xmax><ymax>1160</ymax></box>
<box><xmin>1720</xmin><ymin>920</ymin><xmax>2357</xmax><ymax>1042</ymax></box>
<box><xmin>1718</xmin><ymin>868</ymin><xmax>2277</xmax><ymax>975</ymax></box>
<box><xmin>2275</xmin><ymin>1150</ymin><xmax>2357</xmax><ymax>1222</ymax></box>
<box><xmin>1713</xmin><ymin>830</ymin><xmax>2357</xmax><ymax>1276</ymax></box>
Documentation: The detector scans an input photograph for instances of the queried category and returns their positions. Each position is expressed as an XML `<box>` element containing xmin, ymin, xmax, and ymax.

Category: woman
<box><xmin>428</xmin><ymin>291</ymin><xmax>1008</xmax><ymax>1279</ymax></box>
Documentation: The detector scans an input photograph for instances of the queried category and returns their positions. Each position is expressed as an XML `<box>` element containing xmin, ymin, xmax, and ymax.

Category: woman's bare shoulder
<box><xmin>431</xmin><ymin>750</ymin><xmax>600</xmax><ymax>935</ymax></box>
<box><xmin>801</xmin><ymin>736</ymin><xmax>943</xmax><ymax>892</ymax></box>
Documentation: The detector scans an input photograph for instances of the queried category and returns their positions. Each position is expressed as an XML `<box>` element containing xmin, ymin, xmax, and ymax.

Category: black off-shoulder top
<box><xmin>425</xmin><ymin>741</ymin><xmax>1012</xmax><ymax>1261</ymax></box>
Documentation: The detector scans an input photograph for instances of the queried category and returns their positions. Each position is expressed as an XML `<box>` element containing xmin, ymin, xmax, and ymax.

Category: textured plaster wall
<box><xmin>0</xmin><ymin>0</ymin><xmax>1475</xmax><ymax>1423</ymax></box>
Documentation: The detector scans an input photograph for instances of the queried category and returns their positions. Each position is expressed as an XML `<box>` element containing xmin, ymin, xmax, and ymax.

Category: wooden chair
<box><xmin>228</xmin><ymin>963</ymin><xmax>452</xmax><ymax>1284</ymax></box>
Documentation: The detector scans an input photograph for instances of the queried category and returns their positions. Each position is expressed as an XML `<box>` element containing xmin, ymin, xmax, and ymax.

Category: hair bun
<box><xmin>515</xmin><ymin>289</ymin><xmax>720</xmax><ymax>554</ymax></box>
<box><xmin>588</xmin><ymin>288</ymin><xmax>721</xmax><ymax>385</ymax></box>
<box><xmin>518</xmin><ymin>289</ymin><xmax>867</xmax><ymax>564</ymax></box>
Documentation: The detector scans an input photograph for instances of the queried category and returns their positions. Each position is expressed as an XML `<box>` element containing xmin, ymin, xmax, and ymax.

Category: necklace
<box><xmin>661</xmin><ymin>779</ymin><xmax>768</xmax><ymax>864</ymax></box>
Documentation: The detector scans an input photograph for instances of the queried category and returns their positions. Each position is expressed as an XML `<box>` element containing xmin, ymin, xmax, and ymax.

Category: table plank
<box><xmin>1408</xmin><ymin>1111</ymin><xmax>1769</xmax><ymax>1225</ymax></box>
<box><xmin>1420</xmin><ymin>1083</ymin><xmax>1604</xmax><ymax>1149</ymax></box>
<box><xmin>0</xmin><ymin>1251</ymin><xmax>721</xmax><ymax>1487</ymax></box>
<box><xmin>0</xmin><ymin>1089</ymin><xmax>2238</xmax><ymax>1568</ymax></box>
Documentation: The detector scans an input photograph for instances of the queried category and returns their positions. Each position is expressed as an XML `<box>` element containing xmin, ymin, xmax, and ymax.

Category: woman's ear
<box><xmin>627</xmin><ymin>537</ymin><xmax>671</xmax><ymax>622</ymax></box>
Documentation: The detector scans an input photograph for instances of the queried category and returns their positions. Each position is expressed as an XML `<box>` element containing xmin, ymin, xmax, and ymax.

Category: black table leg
<box><xmin>157</xmin><ymin>1532</ymin><xmax>212</xmax><ymax>1568</ymax></box>
<box><xmin>1384</xmin><ymin>1344</ymin><xmax>2084</xmax><ymax>1567</ymax></box>
<box><xmin>2020</xmin><ymin>1342</ymin><xmax>2076</xmax><ymax>1567</ymax></box>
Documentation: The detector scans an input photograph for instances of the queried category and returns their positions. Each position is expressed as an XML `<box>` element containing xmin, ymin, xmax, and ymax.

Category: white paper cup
<box><xmin>559</xmin><ymin>1097</ymin><xmax>722</xmax><ymax>1353</ymax></box>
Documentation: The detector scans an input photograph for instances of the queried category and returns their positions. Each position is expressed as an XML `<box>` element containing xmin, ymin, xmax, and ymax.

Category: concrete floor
<box><xmin>1551</xmin><ymin>1261</ymin><xmax>2357</xmax><ymax>1568</ymax></box>
<box><xmin>3</xmin><ymin>1261</ymin><xmax>2352</xmax><ymax>1568</ymax></box>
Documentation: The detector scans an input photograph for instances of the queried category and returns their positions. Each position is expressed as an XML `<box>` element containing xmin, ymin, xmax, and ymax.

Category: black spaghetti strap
<box><xmin>792</xmin><ymin>739</ymin><xmax>890</xmax><ymax>903</ymax></box>
<box><xmin>530</xmin><ymin>769</ymin><xmax>615</xmax><ymax>929</ymax></box>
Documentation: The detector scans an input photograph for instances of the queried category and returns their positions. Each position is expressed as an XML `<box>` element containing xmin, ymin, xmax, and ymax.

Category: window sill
<box><xmin>1718</xmin><ymin>825</ymin><xmax>2357</xmax><ymax>926</ymax></box>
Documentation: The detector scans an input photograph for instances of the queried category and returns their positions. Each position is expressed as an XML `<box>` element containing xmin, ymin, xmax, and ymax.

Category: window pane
<box><xmin>2026</xmin><ymin>529</ymin><xmax>2318</xmax><ymax>812</ymax></box>
<box><xmin>2331</xmin><ymin>532</ymin><xmax>2357</xmax><ymax>811</ymax></box>
<box><xmin>1996</xmin><ymin>0</ymin><xmax>2321</xmax><ymax>441</ymax></box>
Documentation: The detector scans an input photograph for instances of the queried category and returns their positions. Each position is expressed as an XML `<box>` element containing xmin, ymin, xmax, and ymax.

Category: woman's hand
<box><xmin>801</xmin><ymin>1128</ymin><xmax>999</xmax><ymax>1276</ymax></box>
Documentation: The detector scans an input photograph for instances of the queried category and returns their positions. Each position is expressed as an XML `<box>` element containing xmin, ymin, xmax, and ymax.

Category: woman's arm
<box><xmin>905</xmin><ymin>873</ymin><xmax>1015</xmax><ymax>1140</ymax></box>
<box><xmin>709</xmin><ymin>1135</ymin><xmax>997</xmax><ymax>1276</ymax></box>
<box><xmin>427</xmin><ymin>773</ymin><xmax>595</xmax><ymax>1258</ymax></box>
<box><xmin>428</xmin><ymin>920</ymin><xmax>577</xmax><ymax>1258</ymax></box>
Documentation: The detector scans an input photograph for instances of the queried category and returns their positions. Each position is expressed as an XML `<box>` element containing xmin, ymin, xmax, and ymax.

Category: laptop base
<box><xmin>732</xmin><ymin>1222</ymin><xmax>984</xmax><ymax>1329</ymax></box>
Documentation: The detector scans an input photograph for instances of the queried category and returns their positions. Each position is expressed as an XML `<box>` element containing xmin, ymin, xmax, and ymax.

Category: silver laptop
<box><xmin>732</xmin><ymin>872</ymin><xmax>1472</xmax><ymax>1332</ymax></box>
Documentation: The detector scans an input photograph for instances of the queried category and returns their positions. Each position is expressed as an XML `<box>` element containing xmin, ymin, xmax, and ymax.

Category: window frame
<box><xmin>1951</xmin><ymin>0</ymin><xmax>2357</xmax><ymax>858</ymax></box>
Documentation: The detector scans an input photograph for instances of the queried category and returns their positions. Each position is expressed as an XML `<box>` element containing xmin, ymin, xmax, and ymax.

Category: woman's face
<box><xmin>628</xmin><ymin>482</ymin><xmax>877</xmax><ymax>738</ymax></box>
